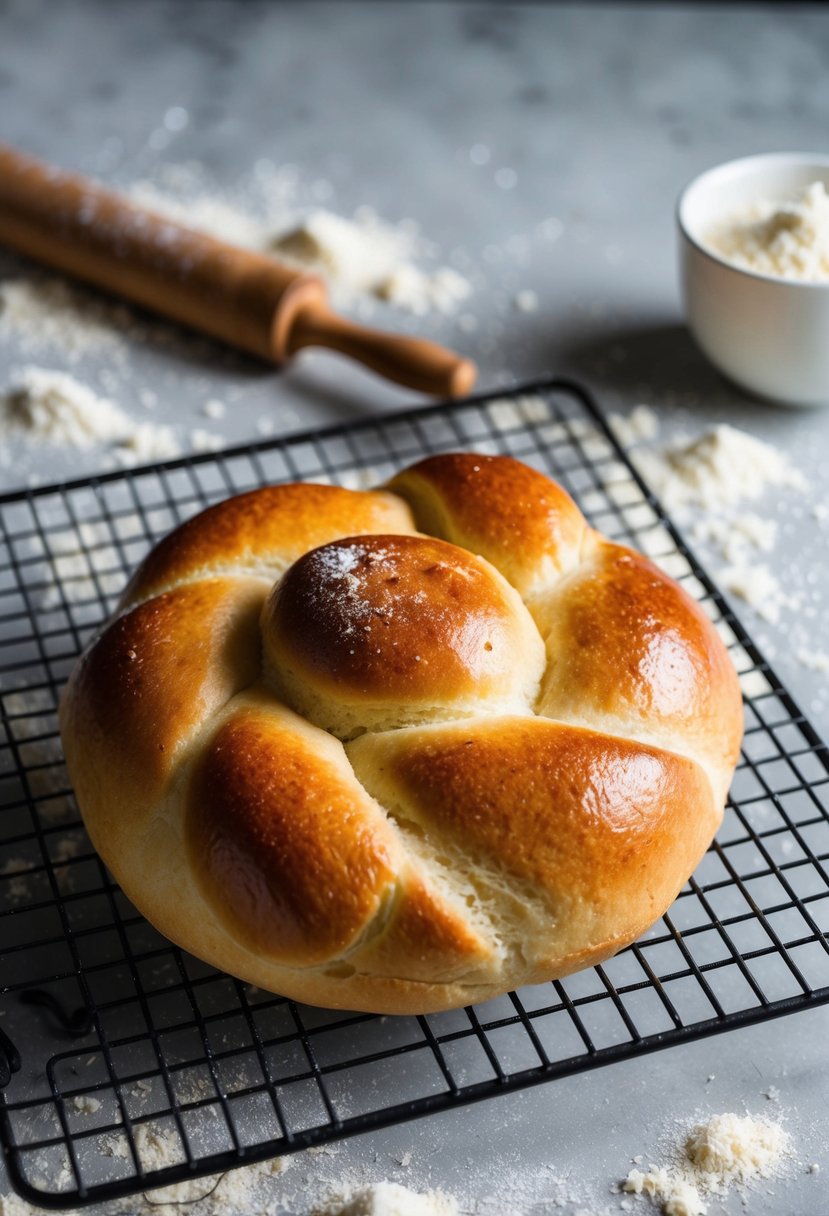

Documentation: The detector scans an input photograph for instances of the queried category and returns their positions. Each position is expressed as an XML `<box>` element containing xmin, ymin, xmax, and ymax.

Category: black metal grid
<box><xmin>1</xmin><ymin>378</ymin><xmax>827</xmax><ymax>1209</ymax></box>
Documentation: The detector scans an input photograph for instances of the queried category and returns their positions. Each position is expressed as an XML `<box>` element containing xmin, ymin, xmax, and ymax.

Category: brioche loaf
<box><xmin>59</xmin><ymin>454</ymin><xmax>743</xmax><ymax>1014</ymax></box>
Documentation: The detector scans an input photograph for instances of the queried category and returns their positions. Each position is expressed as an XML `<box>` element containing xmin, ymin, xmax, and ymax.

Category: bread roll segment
<box><xmin>388</xmin><ymin>451</ymin><xmax>588</xmax><ymax>595</ymax></box>
<box><xmin>348</xmin><ymin>715</ymin><xmax>719</xmax><ymax>980</ymax></box>
<box><xmin>122</xmin><ymin>482</ymin><xmax>417</xmax><ymax>608</ymax></box>
<box><xmin>532</xmin><ymin>540</ymin><xmax>743</xmax><ymax>805</ymax></box>
<box><xmin>261</xmin><ymin>532</ymin><xmax>545</xmax><ymax>738</ymax></box>
<box><xmin>60</xmin><ymin>452</ymin><xmax>744</xmax><ymax>1014</ymax></box>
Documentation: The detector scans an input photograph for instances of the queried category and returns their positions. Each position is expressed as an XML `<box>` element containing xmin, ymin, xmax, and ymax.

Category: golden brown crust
<box><xmin>122</xmin><ymin>483</ymin><xmax>416</xmax><ymax>607</ymax></box>
<box><xmin>60</xmin><ymin>577</ymin><xmax>266</xmax><ymax>825</ymax></box>
<box><xmin>533</xmin><ymin>541</ymin><xmax>744</xmax><ymax>800</ymax></box>
<box><xmin>60</xmin><ymin>456</ymin><xmax>744</xmax><ymax>1015</ymax></box>
<box><xmin>351</xmin><ymin>869</ymin><xmax>495</xmax><ymax>985</ymax></box>
<box><xmin>388</xmin><ymin>453</ymin><xmax>588</xmax><ymax>595</ymax></box>
<box><xmin>262</xmin><ymin>533</ymin><xmax>545</xmax><ymax>736</ymax></box>
<box><xmin>188</xmin><ymin>701</ymin><xmax>399</xmax><ymax>965</ymax></box>
<box><xmin>349</xmin><ymin>716</ymin><xmax>719</xmax><ymax>969</ymax></box>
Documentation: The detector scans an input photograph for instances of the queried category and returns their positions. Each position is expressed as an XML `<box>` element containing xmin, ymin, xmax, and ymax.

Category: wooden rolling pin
<box><xmin>0</xmin><ymin>143</ymin><xmax>477</xmax><ymax>399</ymax></box>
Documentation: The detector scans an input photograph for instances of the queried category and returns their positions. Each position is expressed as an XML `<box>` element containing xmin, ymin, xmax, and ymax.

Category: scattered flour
<box><xmin>0</xmin><ymin>368</ymin><xmax>131</xmax><ymax>447</ymax></box>
<box><xmin>114</xmin><ymin>420</ymin><xmax>182</xmax><ymax>464</ymax></box>
<box><xmin>0</xmin><ymin>278</ymin><xmax>132</xmax><ymax>364</ymax></box>
<box><xmin>97</xmin><ymin>1125</ymin><xmax>289</xmax><ymax>1213</ymax></box>
<box><xmin>691</xmin><ymin>511</ymin><xmax>778</xmax><ymax>564</ymax></box>
<box><xmin>634</xmin><ymin>423</ymin><xmax>808</xmax><ymax>513</ymax></box>
<box><xmin>622</xmin><ymin>1111</ymin><xmax>793</xmax><ymax>1216</ymax></box>
<box><xmin>319</xmin><ymin>1181</ymin><xmax>458</xmax><ymax>1216</ymax></box>
<box><xmin>273</xmin><ymin>209</ymin><xmax>471</xmax><ymax>314</ymax></box>
<box><xmin>128</xmin><ymin>179</ymin><xmax>270</xmax><ymax>251</ymax></box>
<box><xmin>706</xmin><ymin>180</ymin><xmax>829</xmax><ymax>282</ymax></box>
<box><xmin>0</xmin><ymin>1150</ymin><xmax>457</xmax><ymax>1216</ymax></box>
<box><xmin>131</xmin><ymin>178</ymin><xmax>471</xmax><ymax>315</ymax></box>
<box><xmin>376</xmin><ymin>263</ymin><xmax>471</xmax><ymax>316</ymax></box>
<box><xmin>796</xmin><ymin>648</ymin><xmax>829</xmax><ymax>673</ymax></box>
<box><xmin>718</xmin><ymin>561</ymin><xmax>795</xmax><ymax>625</ymax></box>
<box><xmin>609</xmin><ymin>404</ymin><xmax>660</xmax><ymax>447</ymax></box>
<box><xmin>623</xmin><ymin>1168</ymin><xmax>703</xmax><ymax>1216</ymax></box>
<box><xmin>53</xmin><ymin>835</ymin><xmax>82</xmax><ymax>891</ymax></box>
<box><xmin>0</xmin><ymin>367</ymin><xmax>182</xmax><ymax>466</ymax></box>
<box><xmin>189</xmin><ymin>427</ymin><xmax>224</xmax><ymax>454</ymax></box>
<box><xmin>0</xmin><ymin>1196</ymin><xmax>32</xmax><ymax>1216</ymax></box>
<box><xmin>273</xmin><ymin>209</ymin><xmax>413</xmax><ymax>296</ymax></box>
<box><xmin>608</xmin><ymin>411</ymin><xmax>821</xmax><ymax>643</ymax></box>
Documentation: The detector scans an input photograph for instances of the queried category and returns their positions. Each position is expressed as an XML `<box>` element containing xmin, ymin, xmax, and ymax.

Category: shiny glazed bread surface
<box><xmin>60</xmin><ymin>454</ymin><xmax>743</xmax><ymax>1013</ymax></box>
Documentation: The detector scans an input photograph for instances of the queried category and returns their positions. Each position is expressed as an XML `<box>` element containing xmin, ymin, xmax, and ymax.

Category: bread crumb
<box><xmin>70</xmin><ymin>1095</ymin><xmax>101</xmax><ymax>1115</ymax></box>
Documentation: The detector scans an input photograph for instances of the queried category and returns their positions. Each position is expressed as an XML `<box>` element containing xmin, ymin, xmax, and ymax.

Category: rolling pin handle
<box><xmin>286</xmin><ymin>302</ymin><xmax>478</xmax><ymax>400</ymax></box>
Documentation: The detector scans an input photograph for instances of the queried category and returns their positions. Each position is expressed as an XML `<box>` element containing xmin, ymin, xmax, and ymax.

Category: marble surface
<box><xmin>0</xmin><ymin>2</ymin><xmax>828</xmax><ymax>1213</ymax></box>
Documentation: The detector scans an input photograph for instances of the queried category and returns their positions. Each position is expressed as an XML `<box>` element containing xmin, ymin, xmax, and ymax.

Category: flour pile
<box><xmin>633</xmin><ymin>422</ymin><xmax>808</xmax><ymax>514</ymax></box>
<box><xmin>622</xmin><ymin>1111</ymin><xmax>793</xmax><ymax>1216</ymax></box>
<box><xmin>609</xmin><ymin>408</ymin><xmax>814</xmax><ymax>629</ymax></box>
<box><xmin>0</xmin><ymin>367</ymin><xmax>181</xmax><ymax>468</ymax></box>
<box><xmin>0</xmin><ymin>367</ymin><xmax>131</xmax><ymax>447</ymax></box>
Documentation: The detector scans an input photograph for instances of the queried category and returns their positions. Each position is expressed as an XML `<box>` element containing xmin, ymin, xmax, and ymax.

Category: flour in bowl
<box><xmin>706</xmin><ymin>180</ymin><xmax>829</xmax><ymax>281</ymax></box>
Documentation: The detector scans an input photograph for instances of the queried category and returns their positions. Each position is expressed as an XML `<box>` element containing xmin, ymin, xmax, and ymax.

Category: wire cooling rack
<box><xmin>1</xmin><ymin>377</ymin><xmax>828</xmax><ymax>1209</ymax></box>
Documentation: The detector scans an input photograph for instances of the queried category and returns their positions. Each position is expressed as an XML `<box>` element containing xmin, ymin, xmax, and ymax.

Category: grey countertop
<box><xmin>0</xmin><ymin>2</ymin><xmax>828</xmax><ymax>1213</ymax></box>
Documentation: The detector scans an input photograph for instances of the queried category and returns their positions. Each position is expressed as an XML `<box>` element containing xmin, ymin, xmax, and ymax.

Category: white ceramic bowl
<box><xmin>678</xmin><ymin>152</ymin><xmax>829</xmax><ymax>407</ymax></box>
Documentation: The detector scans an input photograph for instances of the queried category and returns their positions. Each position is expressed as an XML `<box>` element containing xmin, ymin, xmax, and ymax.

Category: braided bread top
<box><xmin>60</xmin><ymin>454</ymin><xmax>743</xmax><ymax>1014</ymax></box>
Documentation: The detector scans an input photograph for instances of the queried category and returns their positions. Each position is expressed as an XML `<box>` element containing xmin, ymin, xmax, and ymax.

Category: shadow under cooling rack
<box><xmin>1</xmin><ymin>377</ymin><xmax>828</xmax><ymax>1208</ymax></box>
